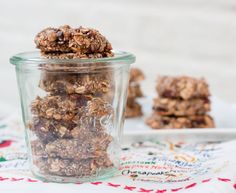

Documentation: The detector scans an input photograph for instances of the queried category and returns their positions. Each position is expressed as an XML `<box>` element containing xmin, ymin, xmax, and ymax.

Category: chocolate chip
<box><xmin>56</xmin><ymin>31</ymin><xmax>64</xmax><ymax>40</ymax></box>
<box><xmin>154</xmin><ymin>107</ymin><xmax>167</xmax><ymax>112</ymax></box>
<box><xmin>162</xmin><ymin>90</ymin><xmax>174</xmax><ymax>98</ymax></box>
<box><xmin>162</xmin><ymin>119</ymin><xmax>170</xmax><ymax>125</ymax></box>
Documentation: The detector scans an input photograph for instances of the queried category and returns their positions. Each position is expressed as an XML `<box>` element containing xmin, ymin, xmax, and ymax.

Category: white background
<box><xmin>0</xmin><ymin>0</ymin><xmax>236</xmax><ymax>108</ymax></box>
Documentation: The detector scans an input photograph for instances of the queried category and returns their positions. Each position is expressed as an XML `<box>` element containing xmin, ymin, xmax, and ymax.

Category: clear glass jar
<box><xmin>10</xmin><ymin>51</ymin><xmax>135</xmax><ymax>182</ymax></box>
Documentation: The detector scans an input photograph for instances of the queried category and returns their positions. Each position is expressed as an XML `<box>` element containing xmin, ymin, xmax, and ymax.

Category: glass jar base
<box><xmin>31</xmin><ymin>167</ymin><xmax>118</xmax><ymax>183</ymax></box>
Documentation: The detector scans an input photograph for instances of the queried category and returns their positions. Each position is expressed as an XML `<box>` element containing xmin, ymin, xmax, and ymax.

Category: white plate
<box><xmin>123</xmin><ymin>129</ymin><xmax>236</xmax><ymax>145</ymax></box>
<box><xmin>124</xmin><ymin>96</ymin><xmax>236</xmax><ymax>135</ymax></box>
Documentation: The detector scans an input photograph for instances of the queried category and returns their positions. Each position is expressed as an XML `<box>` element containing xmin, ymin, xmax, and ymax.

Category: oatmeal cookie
<box><xmin>125</xmin><ymin>101</ymin><xmax>143</xmax><ymax>118</ymax></box>
<box><xmin>39</xmin><ymin>71</ymin><xmax>114</xmax><ymax>95</ymax></box>
<box><xmin>157</xmin><ymin>76</ymin><xmax>210</xmax><ymax>100</ymax></box>
<box><xmin>31</xmin><ymin>134</ymin><xmax>112</xmax><ymax>160</ymax></box>
<box><xmin>28</xmin><ymin>116</ymin><xmax>110</xmax><ymax>142</ymax></box>
<box><xmin>128</xmin><ymin>83</ymin><xmax>143</xmax><ymax>99</ymax></box>
<box><xmin>152</xmin><ymin>98</ymin><xmax>210</xmax><ymax>116</ymax></box>
<box><xmin>129</xmin><ymin>68</ymin><xmax>145</xmax><ymax>83</ymax></box>
<box><xmin>41</xmin><ymin>51</ymin><xmax>114</xmax><ymax>59</ymax></box>
<box><xmin>35</xmin><ymin>25</ymin><xmax>113</xmax><ymax>55</ymax></box>
<box><xmin>146</xmin><ymin>114</ymin><xmax>215</xmax><ymax>129</ymax></box>
<box><xmin>31</xmin><ymin>94</ymin><xmax>113</xmax><ymax>121</ymax></box>
<box><xmin>34</xmin><ymin>156</ymin><xmax>113</xmax><ymax>177</ymax></box>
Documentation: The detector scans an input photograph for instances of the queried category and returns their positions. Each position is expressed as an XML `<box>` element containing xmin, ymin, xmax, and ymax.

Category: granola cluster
<box><xmin>125</xmin><ymin>68</ymin><xmax>144</xmax><ymax>118</ymax></box>
<box><xmin>146</xmin><ymin>76</ymin><xmax>215</xmax><ymax>129</ymax></box>
<box><xmin>29</xmin><ymin>26</ymin><xmax>116</xmax><ymax>178</ymax></box>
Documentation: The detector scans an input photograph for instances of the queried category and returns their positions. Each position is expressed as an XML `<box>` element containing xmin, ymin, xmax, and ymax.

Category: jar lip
<box><xmin>10</xmin><ymin>50</ymin><xmax>135</xmax><ymax>65</ymax></box>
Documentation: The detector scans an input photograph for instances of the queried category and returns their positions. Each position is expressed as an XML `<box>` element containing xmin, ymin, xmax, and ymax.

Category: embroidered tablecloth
<box><xmin>0</xmin><ymin>115</ymin><xmax>235</xmax><ymax>193</ymax></box>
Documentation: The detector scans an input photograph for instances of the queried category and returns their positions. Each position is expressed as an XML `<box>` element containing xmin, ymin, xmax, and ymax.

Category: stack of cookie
<box><xmin>125</xmin><ymin>68</ymin><xmax>145</xmax><ymax>118</ymax></box>
<box><xmin>29</xmin><ymin>25</ymin><xmax>116</xmax><ymax>177</ymax></box>
<box><xmin>146</xmin><ymin>76</ymin><xmax>215</xmax><ymax>129</ymax></box>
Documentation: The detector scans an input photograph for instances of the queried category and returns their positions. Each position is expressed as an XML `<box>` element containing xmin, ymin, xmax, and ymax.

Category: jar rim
<box><xmin>10</xmin><ymin>50</ymin><xmax>135</xmax><ymax>66</ymax></box>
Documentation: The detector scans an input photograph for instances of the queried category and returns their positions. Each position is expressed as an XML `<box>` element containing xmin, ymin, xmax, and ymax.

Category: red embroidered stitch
<box><xmin>218</xmin><ymin>178</ymin><xmax>231</xmax><ymax>182</ymax></box>
<box><xmin>11</xmin><ymin>178</ymin><xmax>24</xmax><ymax>181</ymax></box>
<box><xmin>91</xmin><ymin>182</ymin><xmax>103</xmax><ymax>185</ymax></box>
<box><xmin>155</xmin><ymin>189</ymin><xmax>167</xmax><ymax>193</ymax></box>
<box><xmin>0</xmin><ymin>177</ymin><xmax>9</xmax><ymax>181</ymax></box>
<box><xmin>27</xmin><ymin>178</ymin><xmax>38</xmax><ymax>182</ymax></box>
<box><xmin>107</xmin><ymin>182</ymin><xmax>120</xmax><ymax>187</ymax></box>
<box><xmin>202</xmin><ymin>179</ymin><xmax>211</xmax><ymax>183</ymax></box>
<box><xmin>138</xmin><ymin>188</ymin><xmax>153</xmax><ymax>192</ymax></box>
<box><xmin>185</xmin><ymin>183</ymin><xmax>196</xmax><ymax>189</ymax></box>
<box><xmin>0</xmin><ymin>175</ymin><xmax>235</xmax><ymax>192</ymax></box>
<box><xmin>124</xmin><ymin>185</ymin><xmax>136</xmax><ymax>191</ymax></box>
<box><xmin>171</xmin><ymin>187</ymin><xmax>183</xmax><ymax>192</ymax></box>
<box><xmin>233</xmin><ymin>183</ymin><xmax>236</xmax><ymax>189</ymax></box>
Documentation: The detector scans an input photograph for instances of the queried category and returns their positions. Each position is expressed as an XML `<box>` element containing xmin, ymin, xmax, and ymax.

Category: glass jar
<box><xmin>10</xmin><ymin>51</ymin><xmax>135</xmax><ymax>182</ymax></box>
